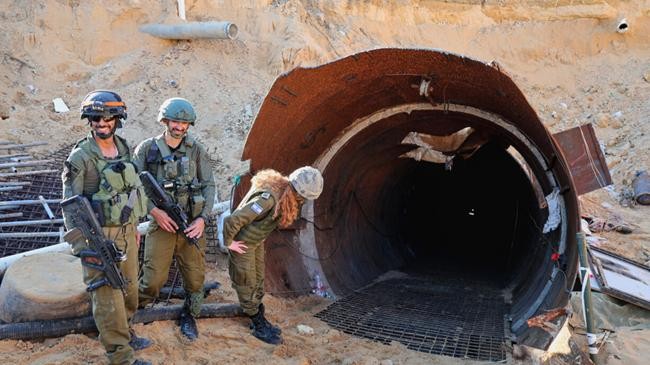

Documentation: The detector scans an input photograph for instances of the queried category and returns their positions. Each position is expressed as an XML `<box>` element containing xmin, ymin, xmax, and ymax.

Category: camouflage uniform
<box><xmin>62</xmin><ymin>133</ymin><xmax>143</xmax><ymax>365</ymax></box>
<box><xmin>134</xmin><ymin>133</ymin><xmax>215</xmax><ymax>317</ymax></box>
<box><xmin>223</xmin><ymin>189</ymin><xmax>279</xmax><ymax>316</ymax></box>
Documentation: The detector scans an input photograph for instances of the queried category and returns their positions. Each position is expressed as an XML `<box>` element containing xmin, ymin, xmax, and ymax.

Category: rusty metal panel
<box><xmin>552</xmin><ymin>123</ymin><xmax>612</xmax><ymax>195</ymax></box>
<box><xmin>243</xmin><ymin>48</ymin><xmax>557</xmax><ymax>173</ymax></box>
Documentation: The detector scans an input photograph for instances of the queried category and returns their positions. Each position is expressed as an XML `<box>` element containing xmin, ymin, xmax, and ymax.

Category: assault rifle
<box><xmin>61</xmin><ymin>195</ymin><xmax>127</xmax><ymax>293</ymax></box>
<box><xmin>138</xmin><ymin>171</ymin><xmax>200</xmax><ymax>248</ymax></box>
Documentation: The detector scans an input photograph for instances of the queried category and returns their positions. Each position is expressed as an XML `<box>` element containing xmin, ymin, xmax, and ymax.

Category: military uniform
<box><xmin>134</xmin><ymin>133</ymin><xmax>215</xmax><ymax>317</ymax></box>
<box><xmin>62</xmin><ymin>133</ymin><xmax>146</xmax><ymax>365</ymax></box>
<box><xmin>223</xmin><ymin>189</ymin><xmax>279</xmax><ymax>316</ymax></box>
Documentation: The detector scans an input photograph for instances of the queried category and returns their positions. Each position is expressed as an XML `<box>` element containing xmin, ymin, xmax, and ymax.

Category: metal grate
<box><xmin>315</xmin><ymin>276</ymin><xmax>508</xmax><ymax>362</ymax></box>
<box><xmin>1</xmin><ymin>143</ymin><xmax>219</xmax><ymax>264</ymax></box>
<box><xmin>0</xmin><ymin>144</ymin><xmax>70</xmax><ymax>256</ymax></box>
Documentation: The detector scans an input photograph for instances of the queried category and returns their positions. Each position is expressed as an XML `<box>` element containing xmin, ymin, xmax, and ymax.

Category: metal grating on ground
<box><xmin>315</xmin><ymin>277</ymin><xmax>507</xmax><ymax>362</ymax></box>
<box><xmin>0</xmin><ymin>144</ymin><xmax>71</xmax><ymax>256</ymax></box>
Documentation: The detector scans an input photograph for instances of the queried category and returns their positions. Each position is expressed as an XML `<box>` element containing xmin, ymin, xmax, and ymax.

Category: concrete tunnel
<box><xmin>234</xmin><ymin>48</ymin><xmax>583</xmax><ymax>352</ymax></box>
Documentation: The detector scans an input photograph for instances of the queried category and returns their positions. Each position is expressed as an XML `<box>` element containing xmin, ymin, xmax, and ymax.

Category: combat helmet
<box><xmin>157</xmin><ymin>98</ymin><xmax>197</xmax><ymax>125</ymax></box>
<box><xmin>80</xmin><ymin>90</ymin><xmax>127</xmax><ymax>127</ymax></box>
<box><xmin>289</xmin><ymin>166</ymin><xmax>324</xmax><ymax>200</ymax></box>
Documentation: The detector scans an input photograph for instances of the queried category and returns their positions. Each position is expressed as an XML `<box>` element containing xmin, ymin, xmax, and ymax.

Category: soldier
<box><xmin>134</xmin><ymin>97</ymin><xmax>216</xmax><ymax>341</ymax></box>
<box><xmin>224</xmin><ymin>167</ymin><xmax>323</xmax><ymax>344</ymax></box>
<box><xmin>62</xmin><ymin>90</ymin><xmax>151</xmax><ymax>365</ymax></box>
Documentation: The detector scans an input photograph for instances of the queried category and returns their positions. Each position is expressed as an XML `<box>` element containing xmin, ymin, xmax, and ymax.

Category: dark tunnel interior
<box><xmin>314</xmin><ymin>111</ymin><xmax>555</xmax><ymax>317</ymax></box>
<box><xmin>391</xmin><ymin>142</ymin><xmax>541</xmax><ymax>283</ymax></box>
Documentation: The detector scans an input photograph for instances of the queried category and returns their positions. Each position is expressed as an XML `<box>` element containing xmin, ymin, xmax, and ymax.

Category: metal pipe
<box><xmin>0</xmin><ymin>199</ymin><xmax>60</xmax><ymax>206</ymax></box>
<box><xmin>140</xmin><ymin>21</ymin><xmax>238</xmax><ymax>40</ymax></box>
<box><xmin>0</xmin><ymin>181</ymin><xmax>31</xmax><ymax>186</ymax></box>
<box><xmin>0</xmin><ymin>212</ymin><xmax>23</xmax><ymax>219</ymax></box>
<box><xmin>0</xmin><ymin>170</ymin><xmax>58</xmax><ymax>178</ymax></box>
<box><xmin>39</xmin><ymin>195</ymin><xmax>55</xmax><ymax>219</ymax></box>
<box><xmin>0</xmin><ymin>141</ymin><xmax>47</xmax><ymax>150</ymax></box>
<box><xmin>0</xmin><ymin>159</ymin><xmax>53</xmax><ymax>169</ymax></box>
<box><xmin>0</xmin><ymin>232</ymin><xmax>61</xmax><ymax>238</ymax></box>
<box><xmin>0</xmin><ymin>154</ymin><xmax>30</xmax><ymax>161</ymax></box>
<box><xmin>0</xmin><ymin>303</ymin><xmax>243</xmax><ymax>340</ymax></box>
<box><xmin>577</xmin><ymin>232</ymin><xmax>599</xmax><ymax>363</ymax></box>
<box><xmin>0</xmin><ymin>186</ymin><xmax>21</xmax><ymax>192</ymax></box>
<box><xmin>0</xmin><ymin>242</ymin><xmax>71</xmax><ymax>278</ymax></box>
<box><xmin>0</xmin><ymin>219</ymin><xmax>63</xmax><ymax>227</ymax></box>
<box><xmin>633</xmin><ymin>170</ymin><xmax>650</xmax><ymax>205</ymax></box>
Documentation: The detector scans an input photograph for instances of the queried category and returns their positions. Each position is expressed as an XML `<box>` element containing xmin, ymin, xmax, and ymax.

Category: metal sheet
<box><xmin>552</xmin><ymin>123</ymin><xmax>612</xmax><ymax>195</ymax></box>
<box><xmin>589</xmin><ymin>245</ymin><xmax>650</xmax><ymax>310</ymax></box>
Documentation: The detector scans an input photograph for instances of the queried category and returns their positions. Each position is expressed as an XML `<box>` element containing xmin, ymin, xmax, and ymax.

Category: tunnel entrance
<box><xmin>238</xmin><ymin>48</ymin><xmax>589</xmax><ymax>356</ymax></box>
<box><xmin>313</xmin><ymin>138</ymin><xmax>541</xmax><ymax>361</ymax></box>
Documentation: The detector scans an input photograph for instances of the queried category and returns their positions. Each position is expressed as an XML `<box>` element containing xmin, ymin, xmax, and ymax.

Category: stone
<box><xmin>52</xmin><ymin>97</ymin><xmax>69</xmax><ymax>113</ymax></box>
<box><xmin>296</xmin><ymin>324</ymin><xmax>314</xmax><ymax>335</ymax></box>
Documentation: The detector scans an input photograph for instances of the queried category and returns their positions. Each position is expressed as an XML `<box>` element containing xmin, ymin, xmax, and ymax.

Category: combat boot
<box><xmin>249</xmin><ymin>311</ymin><xmax>282</xmax><ymax>345</ymax></box>
<box><xmin>129</xmin><ymin>329</ymin><xmax>152</xmax><ymax>351</ymax></box>
<box><xmin>259</xmin><ymin>303</ymin><xmax>282</xmax><ymax>335</ymax></box>
<box><xmin>179</xmin><ymin>309</ymin><xmax>198</xmax><ymax>341</ymax></box>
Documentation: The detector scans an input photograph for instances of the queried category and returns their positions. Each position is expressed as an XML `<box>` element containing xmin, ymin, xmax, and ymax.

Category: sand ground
<box><xmin>0</xmin><ymin>1</ymin><xmax>649</xmax><ymax>364</ymax></box>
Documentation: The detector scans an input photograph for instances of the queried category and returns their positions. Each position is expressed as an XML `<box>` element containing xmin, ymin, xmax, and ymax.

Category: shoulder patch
<box><xmin>260</xmin><ymin>192</ymin><xmax>271</xmax><ymax>200</ymax></box>
<box><xmin>250</xmin><ymin>202</ymin><xmax>264</xmax><ymax>214</ymax></box>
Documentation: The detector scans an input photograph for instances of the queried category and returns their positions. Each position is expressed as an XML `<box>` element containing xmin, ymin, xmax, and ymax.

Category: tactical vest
<box><xmin>235</xmin><ymin>189</ymin><xmax>280</xmax><ymax>244</ymax></box>
<box><xmin>79</xmin><ymin>140</ymin><xmax>148</xmax><ymax>227</ymax></box>
<box><xmin>145</xmin><ymin>137</ymin><xmax>205</xmax><ymax>220</ymax></box>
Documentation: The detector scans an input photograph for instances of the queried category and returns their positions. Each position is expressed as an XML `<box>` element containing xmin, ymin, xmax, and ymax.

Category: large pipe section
<box><xmin>239</xmin><ymin>48</ymin><xmax>581</xmax><ymax>349</ymax></box>
<box><xmin>140</xmin><ymin>21</ymin><xmax>238</xmax><ymax>40</ymax></box>
<box><xmin>0</xmin><ymin>303</ymin><xmax>243</xmax><ymax>340</ymax></box>
<box><xmin>0</xmin><ymin>242</ymin><xmax>70</xmax><ymax>278</ymax></box>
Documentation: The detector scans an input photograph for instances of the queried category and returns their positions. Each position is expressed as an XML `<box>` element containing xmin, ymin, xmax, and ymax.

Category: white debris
<box><xmin>543</xmin><ymin>188</ymin><xmax>561</xmax><ymax>233</ymax></box>
<box><xmin>581</xmin><ymin>219</ymin><xmax>592</xmax><ymax>235</ymax></box>
<box><xmin>612</xmin><ymin>111</ymin><xmax>623</xmax><ymax>119</ymax></box>
<box><xmin>296</xmin><ymin>324</ymin><xmax>314</xmax><ymax>335</ymax></box>
<box><xmin>52</xmin><ymin>98</ymin><xmax>70</xmax><ymax>113</ymax></box>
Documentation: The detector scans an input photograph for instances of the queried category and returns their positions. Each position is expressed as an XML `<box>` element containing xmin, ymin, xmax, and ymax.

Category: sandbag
<box><xmin>0</xmin><ymin>253</ymin><xmax>90</xmax><ymax>323</ymax></box>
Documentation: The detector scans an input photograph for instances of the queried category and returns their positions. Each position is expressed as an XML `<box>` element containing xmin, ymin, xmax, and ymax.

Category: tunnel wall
<box><xmin>238</xmin><ymin>48</ymin><xmax>580</xmax><ymax>348</ymax></box>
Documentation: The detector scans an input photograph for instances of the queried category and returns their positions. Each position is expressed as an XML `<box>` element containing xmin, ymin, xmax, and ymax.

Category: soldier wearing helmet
<box><xmin>62</xmin><ymin>90</ymin><xmax>151</xmax><ymax>365</ymax></box>
<box><xmin>133</xmin><ymin>97</ymin><xmax>215</xmax><ymax>341</ymax></box>
<box><xmin>224</xmin><ymin>167</ymin><xmax>323</xmax><ymax>344</ymax></box>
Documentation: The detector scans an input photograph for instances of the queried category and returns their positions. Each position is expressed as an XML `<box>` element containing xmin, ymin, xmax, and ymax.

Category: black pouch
<box><xmin>90</xmin><ymin>199</ymin><xmax>106</xmax><ymax>226</ymax></box>
<box><xmin>146</xmin><ymin>142</ymin><xmax>160</xmax><ymax>164</ymax></box>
